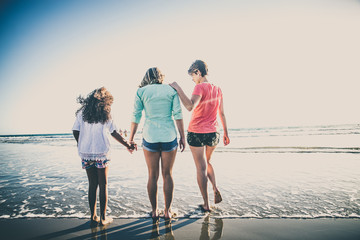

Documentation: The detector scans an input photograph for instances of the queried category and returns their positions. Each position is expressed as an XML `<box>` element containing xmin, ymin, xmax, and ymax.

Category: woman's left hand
<box><xmin>223</xmin><ymin>134</ymin><xmax>230</xmax><ymax>146</ymax></box>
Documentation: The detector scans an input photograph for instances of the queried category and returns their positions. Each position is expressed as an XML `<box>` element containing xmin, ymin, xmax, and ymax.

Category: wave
<box><xmin>215</xmin><ymin>146</ymin><xmax>360</xmax><ymax>154</ymax></box>
<box><xmin>1</xmin><ymin>213</ymin><xmax>359</xmax><ymax>220</ymax></box>
<box><xmin>0</xmin><ymin>124</ymin><xmax>359</xmax><ymax>154</ymax></box>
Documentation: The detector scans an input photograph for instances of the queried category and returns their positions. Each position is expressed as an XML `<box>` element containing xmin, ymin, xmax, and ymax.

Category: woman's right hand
<box><xmin>169</xmin><ymin>82</ymin><xmax>180</xmax><ymax>91</ymax></box>
<box><xmin>130</xmin><ymin>141</ymin><xmax>138</xmax><ymax>150</ymax></box>
<box><xmin>179</xmin><ymin>137</ymin><xmax>186</xmax><ymax>152</ymax></box>
<box><xmin>127</xmin><ymin>141</ymin><xmax>137</xmax><ymax>153</ymax></box>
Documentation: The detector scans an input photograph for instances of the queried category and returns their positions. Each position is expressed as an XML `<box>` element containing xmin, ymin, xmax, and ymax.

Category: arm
<box><xmin>128</xmin><ymin>90</ymin><xmax>143</xmax><ymax>150</ymax></box>
<box><xmin>175</xmin><ymin>119</ymin><xmax>186</xmax><ymax>152</ymax></box>
<box><xmin>129</xmin><ymin>122</ymin><xmax>138</xmax><ymax>143</ymax></box>
<box><xmin>73</xmin><ymin>130</ymin><xmax>79</xmax><ymax>144</ymax></box>
<box><xmin>128</xmin><ymin>122</ymin><xmax>138</xmax><ymax>150</ymax></box>
<box><xmin>219</xmin><ymin>97</ymin><xmax>230</xmax><ymax>146</ymax></box>
<box><xmin>172</xmin><ymin>92</ymin><xmax>186</xmax><ymax>152</ymax></box>
<box><xmin>169</xmin><ymin>82</ymin><xmax>201</xmax><ymax>111</ymax></box>
<box><xmin>111</xmin><ymin>130</ymin><xmax>135</xmax><ymax>153</ymax></box>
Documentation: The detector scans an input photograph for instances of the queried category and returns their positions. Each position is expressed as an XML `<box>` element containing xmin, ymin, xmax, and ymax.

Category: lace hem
<box><xmin>79</xmin><ymin>152</ymin><xmax>109</xmax><ymax>161</ymax></box>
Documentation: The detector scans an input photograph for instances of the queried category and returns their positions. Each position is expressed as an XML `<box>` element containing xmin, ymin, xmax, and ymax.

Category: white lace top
<box><xmin>72</xmin><ymin>112</ymin><xmax>117</xmax><ymax>160</ymax></box>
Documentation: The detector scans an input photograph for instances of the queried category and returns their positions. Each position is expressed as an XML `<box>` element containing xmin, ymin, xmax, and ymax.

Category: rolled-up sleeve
<box><xmin>131</xmin><ymin>90</ymin><xmax>144</xmax><ymax>123</ymax></box>
<box><xmin>172</xmin><ymin>93</ymin><xmax>183</xmax><ymax>120</ymax></box>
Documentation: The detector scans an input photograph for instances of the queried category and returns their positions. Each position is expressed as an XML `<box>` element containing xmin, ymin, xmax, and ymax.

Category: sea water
<box><xmin>0</xmin><ymin>124</ymin><xmax>359</xmax><ymax>219</ymax></box>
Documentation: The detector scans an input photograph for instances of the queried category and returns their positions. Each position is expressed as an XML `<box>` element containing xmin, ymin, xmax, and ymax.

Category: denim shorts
<box><xmin>187</xmin><ymin>132</ymin><xmax>220</xmax><ymax>147</ymax></box>
<box><xmin>142</xmin><ymin>138</ymin><xmax>178</xmax><ymax>152</ymax></box>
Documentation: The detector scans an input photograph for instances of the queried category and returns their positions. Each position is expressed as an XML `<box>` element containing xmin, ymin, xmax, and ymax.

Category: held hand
<box><xmin>127</xmin><ymin>147</ymin><xmax>134</xmax><ymax>154</ymax></box>
<box><xmin>129</xmin><ymin>141</ymin><xmax>138</xmax><ymax>151</ymax></box>
<box><xmin>179</xmin><ymin>137</ymin><xmax>186</xmax><ymax>152</ymax></box>
<box><xmin>126</xmin><ymin>141</ymin><xmax>137</xmax><ymax>154</ymax></box>
<box><xmin>223</xmin><ymin>134</ymin><xmax>230</xmax><ymax>146</ymax></box>
<box><xmin>169</xmin><ymin>82</ymin><xmax>180</xmax><ymax>91</ymax></box>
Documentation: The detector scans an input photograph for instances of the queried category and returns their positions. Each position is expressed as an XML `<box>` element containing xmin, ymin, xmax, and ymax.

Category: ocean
<box><xmin>0</xmin><ymin>124</ymin><xmax>359</xmax><ymax>219</ymax></box>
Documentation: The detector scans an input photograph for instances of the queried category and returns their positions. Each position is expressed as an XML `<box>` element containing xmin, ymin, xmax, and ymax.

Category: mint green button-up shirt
<box><xmin>132</xmin><ymin>84</ymin><xmax>183</xmax><ymax>143</ymax></box>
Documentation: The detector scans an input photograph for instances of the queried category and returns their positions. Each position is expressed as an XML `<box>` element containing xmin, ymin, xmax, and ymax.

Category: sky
<box><xmin>0</xmin><ymin>0</ymin><xmax>359</xmax><ymax>134</ymax></box>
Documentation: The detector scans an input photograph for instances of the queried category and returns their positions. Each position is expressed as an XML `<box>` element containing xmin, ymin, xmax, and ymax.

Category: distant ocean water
<box><xmin>0</xmin><ymin>124</ymin><xmax>359</xmax><ymax>219</ymax></box>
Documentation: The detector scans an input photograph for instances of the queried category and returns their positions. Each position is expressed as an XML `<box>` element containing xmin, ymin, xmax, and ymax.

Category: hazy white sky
<box><xmin>0</xmin><ymin>0</ymin><xmax>359</xmax><ymax>134</ymax></box>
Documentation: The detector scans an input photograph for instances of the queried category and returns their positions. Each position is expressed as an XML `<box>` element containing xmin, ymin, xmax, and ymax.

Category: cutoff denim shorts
<box><xmin>142</xmin><ymin>138</ymin><xmax>178</xmax><ymax>152</ymax></box>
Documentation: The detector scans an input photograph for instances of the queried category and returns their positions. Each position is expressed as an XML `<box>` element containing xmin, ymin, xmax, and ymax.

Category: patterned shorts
<box><xmin>82</xmin><ymin>159</ymin><xmax>110</xmax><ymax>169</ymax></box>
<box><xmin>187</xmin><ymin>132</ymin><xmax>220</xmax><ymax>147</ymax></box>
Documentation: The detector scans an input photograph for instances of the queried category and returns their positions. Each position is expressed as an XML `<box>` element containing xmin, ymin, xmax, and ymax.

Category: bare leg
<box><xmin>205</xmin><ymin>145</ymin><xmax>218</xmax><ymax>192</ymax></box>
<box><xmin>98</xmin><ymin>167</ymin><xmax>112</xmax><ymax>225</ymax></box>
<box><xmin>190</xmin><ymin>146</ymin><xmax>210</xmax><ymax>211</ymax></box>
<box><xmin>143</xmin><ymin>149</ymin><xmax>161</xmax><ymax>218</ymax></box>
<box><xmin>160</xmin><ymin>149</ymin><xmax>177</xmax><ymax>219</ymax></box>
<box><xmin>86</xmin><ymin>167</ymin><xmax>100</xmax><ymax>223</ymax></box>
<box><xmin>206</xmin><ymin>145</ymin><xmax>222</xmax><ymax>203</ymax></box>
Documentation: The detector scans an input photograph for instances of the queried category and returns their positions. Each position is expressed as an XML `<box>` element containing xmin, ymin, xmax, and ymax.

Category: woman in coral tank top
<box><xmin>170</xmin><ymin>60</ymin><xmax>230</xmax><ymax>212</ymax></box>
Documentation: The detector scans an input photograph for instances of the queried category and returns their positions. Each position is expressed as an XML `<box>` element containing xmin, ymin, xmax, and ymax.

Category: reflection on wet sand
<box><xmin>200</xmin><ymin>216</ymin><xmax>223</xmax><ymax>240</ymax></box>
<box><xmin>91</xmin><ymin>224</ymin><xmax>108</xmax><ymax>240</ymax></box>
<box><xmin>150</xmin><ymin>219</ymin><xmax>175</xmax><ymax>240</ymax></box>
<box><xmin>150</xmin><ymin>220</ymin><xmax>160</xmax><ymax>239</ymax></box>
<box><xmin>87</xmin><ymin>216</ymin><xmax>222</xmax><ymax>239</ymax></box>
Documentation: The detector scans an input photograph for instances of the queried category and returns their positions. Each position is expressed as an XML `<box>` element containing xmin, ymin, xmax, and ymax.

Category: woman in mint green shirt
<box><xmin>129</xmin><ymin>67</ymin><xmax>185</xmax><ymax>220</ymax></box>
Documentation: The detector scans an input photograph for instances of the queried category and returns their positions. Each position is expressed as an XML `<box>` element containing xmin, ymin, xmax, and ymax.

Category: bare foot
<box><xmin>214</xmin><ymin>189</ymin><xmax>222</xmax><ymax>204</ymax></box>
<box><xmin>151</xmin><ymin>210</ymin><xmax>160</xmax><ymax>221</ymax></box>
<box><xmin>91</xmin><ymin>215</ymin><xmax>100</xmax><ymax>223</ymax></box>
<box><xmin>164</xmin><ymin>209</ymin><xmax>172</xmax><ymax>220</ymax></box>
<box><xmin>199</xmin><ymin>204</ymin><xmax>211</xmax><ymax>212</ymax></box>
<box><xmin>100</xmin><ymin>217</ymin><xmax>113</xmax><ymax>226</ymax></box>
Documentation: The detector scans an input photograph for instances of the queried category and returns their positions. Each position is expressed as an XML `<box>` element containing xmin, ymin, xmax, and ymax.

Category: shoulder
<box><xmin>207</xmin><ymin>82</ymin><xmax>222</xmax><ymax>92</ymax></box>
<box><xmin>154</xmin><ymin>84</ymin><xmax>177</xmax><ymax>95</ymax></box>
<box><xmin>76</xmin><ymin>111</ymin><xmax>83</xmax><ymax>119</ymax></box>
<box><xmin>193</xmin><ymin>83</ymin><xmax>206</xmax><ymax>94</ymax></box>
<box><xmin>214</xmin><ymin>84</ymin><xmax>222</xmax><ymax>93</ymax></box>
<box><xmin>136</xmin><ymin>86</ymin><xmax>147</xmax><ymax>96</ymax></box>
<box><xmin>163</xmin><ymin>84</ymin><xmax>177</xmax><ymax>94</ymax></box>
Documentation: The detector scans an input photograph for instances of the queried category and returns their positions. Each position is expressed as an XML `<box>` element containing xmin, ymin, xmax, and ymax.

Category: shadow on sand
<box><xmin>32</xmin><ymin>215</ymin><xmax>223</xmax><ymax>239</ymax></box>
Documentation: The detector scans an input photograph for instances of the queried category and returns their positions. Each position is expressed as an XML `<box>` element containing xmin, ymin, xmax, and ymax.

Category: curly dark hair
<box><xmin>75</xmin><ymin>87</ymin><xmax>114</xmax><ymax>124</ymax></box>
<box><xmin>188</xmin><ymin>60</ymin><xmax>208</xmax><ymax>77</ymax></box>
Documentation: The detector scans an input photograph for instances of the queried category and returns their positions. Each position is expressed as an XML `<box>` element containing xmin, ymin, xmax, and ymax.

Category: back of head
<box><xmin>188</xmin><ymin>60</ymin><xmax>208</xmax><ymax>77</ymax></box>
<box><xmin>76</xmin><ymin>87</ymin><xmax>114</xmax><ymax>124</ymax></box>
<box><xmin>139</xmin><ymin>67</ymin><xmax>164</xmax><ymax>88</ymax></box>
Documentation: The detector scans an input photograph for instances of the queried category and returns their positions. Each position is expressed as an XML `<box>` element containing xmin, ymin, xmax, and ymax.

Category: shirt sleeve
<box><xmin>192</xmin><ymin>84</ymin><xmax>203</xmax><ymax>96</ymax></box>
<box><xmin>131</xmin><ymin>89</ymin><xmax>144</xmax><ymax>123</ymax></box>
<box><xmin>172</xmin><ymin>93</ymin><xmax>183</xmax><ymax>120</ymax></box>
<box><xmin>106</xmin><ymin>119</ymin><xmax>117</xmax><ymax>133</ymax></box>
<box><xmin>72</xmin><ymin>113</ymin><xmax>81</xmax><ymax>131</ymax></box>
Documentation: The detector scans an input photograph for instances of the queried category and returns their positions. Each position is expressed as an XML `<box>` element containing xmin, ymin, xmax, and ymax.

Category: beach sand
<box><xmin>1</xmin><ymin>217</ymin><xmax>359</xmax><ymax>240</ymax></box>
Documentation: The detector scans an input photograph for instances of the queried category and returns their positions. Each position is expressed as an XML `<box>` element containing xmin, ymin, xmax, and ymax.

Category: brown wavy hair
<box><xmin>139</xmin><ymin>67</ymin><xmax>164</xmax><ymax>88</ymax></box>
<box><xmin>75</xmin><ymin>87</ymin><xmax>114</xmax><ymax>124</ymax></box>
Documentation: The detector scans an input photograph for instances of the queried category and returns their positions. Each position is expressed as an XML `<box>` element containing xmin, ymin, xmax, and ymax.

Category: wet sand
<box><xmin>0</xmin><ymin>217</ymin><xmax>359</xmax><ymax>240</ymax></box>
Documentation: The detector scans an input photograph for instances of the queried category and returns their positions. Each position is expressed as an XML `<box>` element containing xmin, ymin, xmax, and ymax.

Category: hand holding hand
<box><xmin>131</xmin><ymin>141</ymin><xmax>138</xmax><ymax>150</ymax></box>
<box><xmin>127</xmin><ymin>141</ymin><xmax>138</xmax><ymax>154</ymax></box>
